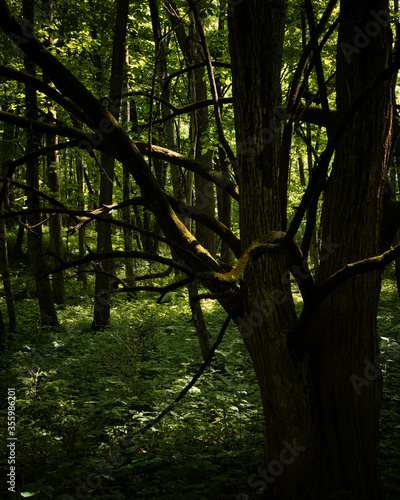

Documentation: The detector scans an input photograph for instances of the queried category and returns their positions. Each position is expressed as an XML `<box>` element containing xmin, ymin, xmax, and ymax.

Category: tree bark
<box><xmin>47</xmin><ymin>135</ymin><xmax>66</xmax><ymax>304</ymax></box>
<box><xmin>229</xmin><ymin>4</ymin><xmax>316</xmax><ymax>498</ymax></box>
<box><xmin>23</xmin><ymin>0</ymin><xmax>58</xmax><ymax>327</ymax></box>
<box><xmin>0</xmin><ymin>118</ymin><xmax>16</xmax><ymax>332</ymax></box>
<box><xmin>0</xmin><ymin>218</ymin><xmax>16</xmax><ymax>332</ymax></box>
<box><xmin>0</xmin><ymin>306</ymin><xmax>5</xmax><ymax>350</ymax></box>
<box><xmin>188</xmin><ymin>282</ymin><xmax>212</xmax><ymax>361</ymax></box>
<box><xmin>190</xmin><ymin>12</ymin><xmax>217</xmax><ymax>258</ymax></box>
<box><xmin>92</xmin><ymin>0</ymin><xmax>129</xmax><ymax>329</ymax></box>
<box><xmin>121</xmin><ymin>74</ymin><xmax>135</xmax><ymax>293</ymax></box>
<box><xmin>1</xmin><ymin>2</ymin><xmax>394</xmax><ymax>495</ymax></box>
<box><xmin>149</xmin><ymin>0</ymin><xmax>186</xmax><ymax>223</ymax></box>
<box><xmin>76</xmin><ymin>155</ymin><xmax>88</xmax><ymax>288</ymax></box>
<box><xmin>216</xmin><ymin>147</ymin><xmax>233</xmax><ymax>265</ymax></box>
<box><xmin>303</xmin><ymin>2</ymin><xmax>393</xmax><ymax>498</ymax></box>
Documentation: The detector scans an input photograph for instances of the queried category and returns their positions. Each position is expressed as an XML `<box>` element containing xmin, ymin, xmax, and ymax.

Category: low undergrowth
<box><xmin>0</xmin><ymin>267</ymin><xmax>399</xmax><ymax>499</ymax></box>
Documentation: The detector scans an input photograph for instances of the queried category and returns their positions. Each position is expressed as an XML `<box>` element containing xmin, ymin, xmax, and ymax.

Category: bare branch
<box><xmin>131</xmin><ymin>92</ymin><xmax>233</xmax><ymax>126</ymax></box>
<box><xmin>161</xmin><ymin>62</ymin><xmax>231</xmax><ymax>91</ymax></box>
<box><xmin>130</xmin><ymin>315</ymin><xmax>231</xmax><ymax>437</ymax></box>
<box><xmin>0</xmin><ymin>65</ymin><xmax>94</xmax><ymax>125</ymax></box>
<box><xmin>0</xmin><ymin>109</ymin><xmax>89</xmax><ymax>139</ymax></box>
<box><xmin>291</xmin><ymin>242</ymin><xmax>400</xmax><ymax>357</ymax></box>
<box><xmin>186</xmin><ymin>0</ymin><xmax>237</xmax><ymax>171</ymax></box>
<box><xmin>166</xmin><ymin>194</ymin><xmax>241</xmax><ymax>258</ymax></box>
<box><xmin>47</xmin><ymin>250</ymin><xmax>196</xmax><ymax>278</ymax></box>
<box><xmin>135</xmin><ymin>142</ymin><xmax>239</xmax><ymax>201</ymax></box>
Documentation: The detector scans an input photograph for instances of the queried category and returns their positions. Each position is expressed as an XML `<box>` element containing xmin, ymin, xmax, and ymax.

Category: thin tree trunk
<box><xmin>43</xmin><ymin>0</ymin><xmax>65</xmax><ymax>305</ymax></box>
<box><xmin>76</xmin><ymin>155</ymin><xmax>87</xmax><ymax>288</ymax></box>
<box><xmin>216</xmin><ymin>147</ymin><xmax>233</xmax><ymax>265</ymax></box>
<box><xmin>14</xmin><ymin>218</ymin><xmax>25</xmax><ymax>258</ymax></box>
<box><xmin>188</xmin><ymin>282</ymin><xmax>212</xmax><ymax>361</ymax></box>
<box><xmin>0</xmin><ymin>218</ymin><xmax>16</xmax><ymax>332</ymax></box>
<box><xmin>0</xmin><ymin>307</ymin><xmax>5</xmax><ymax>351</ymax></box>
<box><xmin>0</xmin><ymin>114</ymin><xmax>16</xmax><ymax>332</ymax></box>
<box><xmin>92</xmin><ymin>0</ymin><xmax>129</xmax><ymax>329</ymax></box>
<box><xmin>191</xmin><ymin>12</ymin><xmax>216</xmax><ymax>257</ymax></box>
<box><xmin>121</xmin><ymin>78</ymin><xmax>135</xmax><ymax>292</ymax></box>
<box><xmin>47</xmin><ymin>136</ymin><xmax>66</xmax><ymax>304</ymax></box>
<box><xmin>23</xmin><ymin>0</ymin><xmax>58</xmax><ymax>327</ymax></box>
<box><xmin>215</xmin><ymin>0</ymin><xmax>232</xmax><ymax>266</ymax></box>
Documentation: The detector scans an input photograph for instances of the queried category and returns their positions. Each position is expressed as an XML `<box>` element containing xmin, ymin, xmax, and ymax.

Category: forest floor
<box><xmin>0</xmin><ymin>259</ymin><xmax>399</xmax><ymax>499</ymax></box>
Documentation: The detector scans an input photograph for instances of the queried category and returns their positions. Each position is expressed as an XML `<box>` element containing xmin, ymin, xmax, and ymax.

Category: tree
<box><xmin>0</xmin><ymin>0</ymin><xmax>398</xmax><ymax>497</ymax></box>
<box><xmin>228</xmin><ymin>0</ymin><xmax>395</xmax><ymax>497</ymax></box>
<box><xmin>92</xmin><ymin>0</ymin><xmax>129</xmax><ymax>330</ymax></box>
<box><xmin>22</xmin><ymin>0</ymin><xmax>59</xmax><ymax>327</ymax></box>
<box><xmin>303</xmin><ymin>1</ymin><xmax>394</xmax><ymax>496</ymax></box>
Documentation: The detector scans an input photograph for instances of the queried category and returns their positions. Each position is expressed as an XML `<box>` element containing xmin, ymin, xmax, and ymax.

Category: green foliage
<box><xmin>0</xmin><ymin>266</ymin><xmax>265</xmax><ymax>499</ymax></box>
<box><xmin>0</xmin><ymin>1</ymin><xmax>399</xmax><ymax>498</ymax></box>
<box><xmin>377</xmin><ymin>278</ymin><xmax>400</xmax><ymax>499</ymax></box>
<box><xmin>1</xmin><ymin>264</ymin><xmax>399</xmax><ymax>498</ymax></box>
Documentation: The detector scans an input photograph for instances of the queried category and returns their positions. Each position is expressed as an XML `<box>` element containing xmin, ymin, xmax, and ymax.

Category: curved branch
<box><xmin>0</xmin><ymin>176</ymin><xmax>70</xmax><ymax>211</ymax></box>
<box><xmin>198</xmin><ymin>231</ymin><xmax>287</xmax><ymax>283</ymax></box>
<box><xmin>135</xmin><ymin>142</ymin><xmax>239</xmax><ymax>201</ymax></box>
<box><xmin>130</xmin><ymin>315</ymin><xmax>231</xmax><ymax>437</ymax></box>
<box><xmin>186</xmin><ymin>0</ymin><xmax>237</xmax><ymax>171</ymax></box>
<box><xmin>291</xmin><ymin>242</ymin><xmax>400</xmax><ymax>357</ymax></box>
<box><xmin>132</xmin><ymin>92</ymin><xmax>233</xmax><ymax>126</ymax></box>
<box><xmin>166</xmin><ymin>194</ymin><xmax>241</xmax><ymax>258</ymax></box>
<box><xmin>0</xmin><ymin>110</ymin><xmax>93</xmax><ymax>142</ymax></box>
<box><xmin>48</xmin><ymin>250</ymin><xmax>196</xmax><ymax>278</ymax></box>
<box><xmin>0</xmin><ymin>65</ymin><xmax>94</xmax><ymax>126</ymax></box>
<box><xmin>284</xmin><ymin>58</ymin><xmax>400</xmax><ymax>248</ymax></box>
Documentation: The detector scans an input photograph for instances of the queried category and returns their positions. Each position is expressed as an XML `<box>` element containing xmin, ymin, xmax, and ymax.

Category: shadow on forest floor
<box><xmin>0</xmin><ymin>273</ymin><xmax>399</xmax><ymax>499</ymax></box>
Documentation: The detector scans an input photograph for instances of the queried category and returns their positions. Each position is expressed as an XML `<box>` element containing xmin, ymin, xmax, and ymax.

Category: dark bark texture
<box><xmin>304</xmin><ymin>2</ymin><xmax>393</xmax><ymax>498</ymax></box>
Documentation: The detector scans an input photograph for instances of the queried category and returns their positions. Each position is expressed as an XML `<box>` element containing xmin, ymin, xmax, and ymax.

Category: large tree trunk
<box><xmin>229</xmin><ymin>1</ymin><xmax>393</xmax><ymax>498</ymax></box>
<box><xmin>229</xmin><ymin>2</ymin><xmax>315</xmax><ymax>498</ymax></box>
<box><xmin>0</xmin><ymin>306</ymin><xmax>5</xmax><ymax>350</ymax></box>
<box><xmin>0</xmin><ymin>1</ymin><xmax>393</xmax><ymax>495</ymax></box>
<box><xmin>304</xmin><ymin>2</ymin><xmax>393</xmax><ymax>498</ymax></box>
